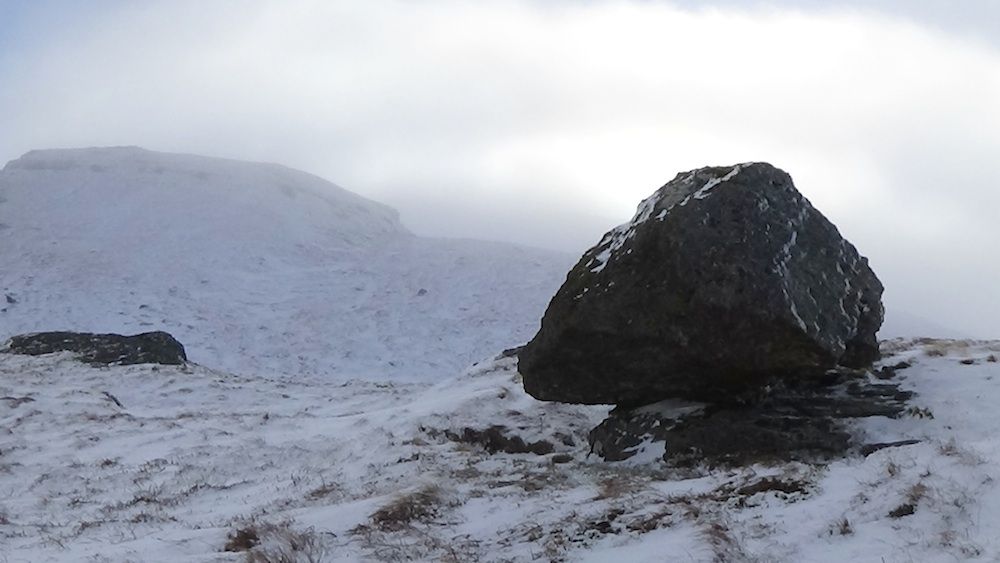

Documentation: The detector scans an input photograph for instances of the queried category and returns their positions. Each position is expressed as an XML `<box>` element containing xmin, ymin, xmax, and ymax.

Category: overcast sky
<box><xmin>2</xmin><ymin>0</ymin><xmax>999</xmax><ymax>338</ymax></box>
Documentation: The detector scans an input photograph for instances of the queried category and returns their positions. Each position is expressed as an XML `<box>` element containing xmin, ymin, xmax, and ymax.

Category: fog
<box><xmin>2</xmin><ymin>0</ymin><xmax>998</xmax><ymax>338</ymax></box>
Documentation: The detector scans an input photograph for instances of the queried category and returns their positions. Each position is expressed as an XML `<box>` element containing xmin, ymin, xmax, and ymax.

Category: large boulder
<box><xmin>519</xmin><ymin>163</ymin><xmax>883</xmax><ymax>405</ymax></box>
<box><xmin>3</xmin><ymin>331</ymin><xmax>188</xmax><ymax>365</ymax></box>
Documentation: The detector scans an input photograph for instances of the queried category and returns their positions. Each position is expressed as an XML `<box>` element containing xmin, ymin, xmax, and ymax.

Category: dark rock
<box><xmin>4</xmin><ymin>294</ymin><xmax>14</xmax><ymax>304</ymax></box>
<box><xmin>874</xmin><ymin>366</ymin><xmax>897</xmax><ymax>380</ymax></box>
<box><xmin>520</xmin><ymin>162</ymin><xmax>884</xmax><ymax>405</ymax></box>
<box><xmin>860</xmin><ymin>440</ymin><xmax>921</xmax><ymax>456</ymax></box>
<box><xmin>550</xmin><ymin>453</ymin><xmax>573</xmax><ymax>464</ymax></box>
<box><xmin>3</xmin><ymin>331</ymin><xmax>187</xmax><ymax>365</ymax></box>
<box><xmin>735</xmin><ymin>477</ymin><xmax>808</xmax><ymax>497</ymax></box>
<box><xmin>888</xmin><ymin>503</ymin><xmax>916</xmax><ymax>518</ymax></box>
<box><xmin>446</xmin><ymin>425</ymin><xmax>555</xmax><ymax>455</ymax></box>
<box><xmin>588</xmin><ymin>370</ymin><xmax>912</xmax><ymax>465</ymax></box>
<box><xmin>498</xmin><ymin>346</ymin><xmax>523</xmax><ymax>360</ymax></box>
<box><xmin>589</xmin><ymin>403</ymin><xmax>850</xmax><ymax>466</ymax></box>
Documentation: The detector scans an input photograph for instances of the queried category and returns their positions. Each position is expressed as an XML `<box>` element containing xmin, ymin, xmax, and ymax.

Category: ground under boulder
<box><xmin>2</xmin><ymin>331</ymin><xmax>188</xmax><ymax>366</ymax></box>
<box><xmin>519</xmin><ymin>162</ymin><xmax>884</xmax><ymax>406</ymax></box>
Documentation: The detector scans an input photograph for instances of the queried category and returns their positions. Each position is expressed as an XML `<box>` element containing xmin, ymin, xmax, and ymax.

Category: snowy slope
<box><xmin>2</xmin><ymin>339</ymin><xmax>999</xmax><ymax>562</ymax></box>
<box><xmin>5</xmin><ymin>146</ymin><xmax>992</xmax><ymax>562</ymax></box>
<box><xmin>0</xmin><ymin>147</ymin><xmax>573</xmax><ymax>379</ymax></box>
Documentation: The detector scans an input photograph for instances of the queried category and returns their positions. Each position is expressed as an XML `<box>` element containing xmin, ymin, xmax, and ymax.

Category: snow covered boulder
<box><xmin>519</xmin><ymin>163</ymin><xmax>883</xmax><ymax>406</ymax></box>
<box><xmin>3</xmin><ymin>331</ymin><xmax>188</xmax><ymax>366</ymax></box>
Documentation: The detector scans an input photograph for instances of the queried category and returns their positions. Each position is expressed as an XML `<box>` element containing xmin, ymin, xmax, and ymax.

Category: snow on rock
<box><xmin>520</xmin><ymin>162</ymin><xmax>884</xmax><ymax>406</ymax></box>
<box><xmin>586</xmin><ymin>165</ymin><xmax>744</xmax><ymax>274</ymax></box>
<box><xmin>0</xmin><ymin>147</ymin><xmax>573</xmax><ymax>380</ymax></box>
<box><xmin>3</xmin><ymin>340</ymin><xmax>1000</xmax><ymax>561</ymax></box>
<box><xmin>3</xmin><ymin>330</ymin><xmax>188</xmax><ymax>366</ymax></box>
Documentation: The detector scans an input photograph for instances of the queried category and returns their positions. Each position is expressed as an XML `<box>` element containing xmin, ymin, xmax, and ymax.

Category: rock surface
<box><xmin>519</xmin><ymin>162</ymin><xmax>884</xmax><ymax>405</ymax></box>
<box><xmin>3</xmin><ymin>331</ymin><xmax>188</xmax><ymax>365</ymax></box>
<box><xmin>588</xmin><ymin>368</ymin><xmax>913</xmax><ymax>465</ymax></box>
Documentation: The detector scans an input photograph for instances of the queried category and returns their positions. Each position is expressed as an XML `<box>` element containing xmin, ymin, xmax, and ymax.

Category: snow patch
<box><xmin>680</xmin><ymin>164</ymin><xmax>744</xmax><ymax>206</ymax></box>
<box><xmin>588</xmin><ymin>165</ymin><xmax>744</xmax><ymax>274</ymax></box>
<box><xmin>620</xmin><ymin>436</ymin><xmax>667</xmax><ymax>465</ymax></box>
<box><xmin>774</xmin><ymin>204</ymin><xmax>812</xmax><ymax>331</ymax></box>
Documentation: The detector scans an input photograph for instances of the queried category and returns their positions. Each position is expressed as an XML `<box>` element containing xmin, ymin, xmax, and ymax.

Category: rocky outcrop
<box><xmin>588</xmin><ymin>368</ymin><xmax>912</xmax><ymax>465</ymax></box>
<box><xmin>519</xmin><ymin>163</ymin><xmax>883</xmax><ymax>406</ymax></box>
<box><xmin>3</xmin><ymin>331</ymin><xmax>188</xmax><ymax>365</ymax></box>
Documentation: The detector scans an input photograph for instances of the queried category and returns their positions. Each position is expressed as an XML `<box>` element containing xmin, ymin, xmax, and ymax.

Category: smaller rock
<box><xmin>3</xmin><ymin>331</ymin><xmax>187</xmax><ymax>366</ymax></box>
<box><xmin>860</xmin><ymin>440</ymin><xmax>921</xmax><ymax>456</ymax></box>
<box><xmin>874</xmin><ymin>366</ymin><xmax>897</xmax><ymax>380</ymax></box>
<box><xmin>446</xmin><ymin>426</ymin><xmax>555</xmax><ymax>455</ymax></box>
<box><xmin>550</xmin><ymin>453</ymin><xmax>573</xmax><ymax>464</ymax></box>
<box><xmin>4</xmin><ymin>294</ymin><xmax>15</xmax><ymax>304</ymax></box>
<box><xmin>888</xmin><ymin>503</ymin><xmax>916</xmax><ymax>519</ymax></box>
<box><xmin>588</xmin><ymin>370</ymin><xmax>914</xmax><ymax>465</ymax></box>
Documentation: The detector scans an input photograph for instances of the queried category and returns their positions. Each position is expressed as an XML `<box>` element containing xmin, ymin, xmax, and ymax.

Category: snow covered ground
<box><xmin>2</xmin><ymin>339</ymin><xmax>1000</xmax><ymax>562</ymax></box>
<box><xmin>0</xmin><ymin>147</ymin><xmax>573</xmax><ymax>380</ymax></box>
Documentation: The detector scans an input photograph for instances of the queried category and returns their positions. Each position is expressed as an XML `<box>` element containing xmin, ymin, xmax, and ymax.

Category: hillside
<box><xmin>4</xmin><ymin>147</ymin><xmax>997</xmax><ymax>562</ymax></box>
<box><xmin>0</xmin><ymin>147</ymin><xmax>573</xmax><ymax>379</ymax></box>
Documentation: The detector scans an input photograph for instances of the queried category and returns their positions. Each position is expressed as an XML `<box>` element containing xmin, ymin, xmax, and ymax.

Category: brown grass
<box><xmin>889</xmin><ymin>481</ymin><xmax>928</xmax><ymax>519</ymax></box>
<box><xmin>368</xmin><ymin>485</ymin><xmax>443</xmax><ymax>532</ymax></box>
<box><xmin>224</xmin><ymin>527</ymin><xmax>260</xmax><ymax>552</ymax></box>
<box><xmin>225</xmin><ymin>521</ymin><xmax>326</xmax><ymax>562</ymax></box>
<box><xmin>833</xmin><ymin>517</ymin><xmax>853</xmax><ymax>536</ymax></box>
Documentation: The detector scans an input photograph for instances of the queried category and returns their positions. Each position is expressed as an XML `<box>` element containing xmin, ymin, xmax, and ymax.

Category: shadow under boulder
<box><xmin>2</xmin><ymin>331</ymin><xmax>188</xmax><ymax>366</ymax></box>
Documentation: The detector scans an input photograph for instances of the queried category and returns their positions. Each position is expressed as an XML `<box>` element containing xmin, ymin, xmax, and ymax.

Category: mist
<box><xmin>2</xmin><ymin>0</ymin><xmax>998</xmax><ymax>338</ymax></box>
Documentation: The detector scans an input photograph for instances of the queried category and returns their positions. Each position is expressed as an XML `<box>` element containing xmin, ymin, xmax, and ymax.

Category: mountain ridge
<box><xmin>0</xmin><ymin>146</ymin><xmax>572</xmax><ymax>379</ymax></box>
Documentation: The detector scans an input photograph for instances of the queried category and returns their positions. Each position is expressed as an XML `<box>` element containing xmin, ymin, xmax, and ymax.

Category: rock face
<box><xmin>3</xmin><ymin>331</ymin><xmax>188</xmax><ymax>365</ymax></box>
<box><xmin>519</xmin><ymin>163</ymin><xmax>883</xmax><ymax>405</ymax></box>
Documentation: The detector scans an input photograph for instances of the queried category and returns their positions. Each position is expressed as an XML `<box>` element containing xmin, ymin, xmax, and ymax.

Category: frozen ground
<box><xmin>3</xmin><ymin>148</ymin><xmax>997</xmax><ymax>561</ymax></box>
<box><xmin>0</xmin><ymin>147</ymin><xmax>573</xmax><ymax>380</ymax></box>
<box><xmin>2</xmin><ymin>339</ymin><xmax>1000</xmax><ymax>562</ymax></box>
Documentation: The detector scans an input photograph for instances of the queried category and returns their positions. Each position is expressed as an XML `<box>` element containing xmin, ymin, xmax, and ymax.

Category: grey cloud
<box><xmin>669</xmin><ymin>0</ymin><xmax>1000</xmax><ymax>49</ymax></box>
